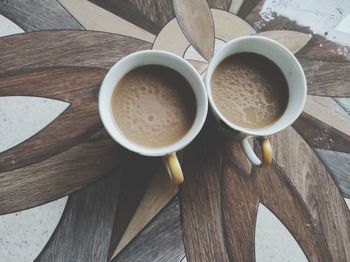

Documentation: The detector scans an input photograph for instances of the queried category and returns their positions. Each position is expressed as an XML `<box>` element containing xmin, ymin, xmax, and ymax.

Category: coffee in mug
<box><xmin>211</xmin><ymin>52</ymin><xmax>289</xmax><ymax>130</ymax></box>
<box><xmin>111</xmin><ymin>65</ymin><xmax>197</xmax><ymax>148</ymax></box>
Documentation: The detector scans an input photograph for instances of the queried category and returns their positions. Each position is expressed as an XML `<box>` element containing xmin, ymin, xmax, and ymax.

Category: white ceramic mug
<box><xmin>206</xmin><ymin>36</ymin><xmax>307</xmax><ymax>166</ymax></box>
<box><xmin>99</xmin><ymin>50</ymin><xmax>208</xmax><ymax>184</ymax></box>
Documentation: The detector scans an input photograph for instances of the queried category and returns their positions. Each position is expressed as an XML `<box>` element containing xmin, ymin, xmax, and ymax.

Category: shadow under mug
<box><xmin>205</xmin><ymin>36</ymin><xmax>307</xmax><ymax>166</ymax></box>
<box><xmin>99</xmin><ymin>50</ymin><xmax>208</xmax><ymax>184</ymax></box>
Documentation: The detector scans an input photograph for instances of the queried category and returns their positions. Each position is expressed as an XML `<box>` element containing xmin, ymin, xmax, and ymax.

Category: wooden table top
<box><xmin>0</xmin><ymin>0</ymin><xmax>349</xmax><ymax>261</ymax></box>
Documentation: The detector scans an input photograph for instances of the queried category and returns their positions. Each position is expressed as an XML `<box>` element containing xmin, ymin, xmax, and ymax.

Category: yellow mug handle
<box><xmin>163</xmin><ymin>153</ymin><xmax>184</xmax><ymax>184</ymax></box>
<box><xmin>241</xmin><ymin>137</ymin><xmax>272</xmax><ymax>167</ymax></box>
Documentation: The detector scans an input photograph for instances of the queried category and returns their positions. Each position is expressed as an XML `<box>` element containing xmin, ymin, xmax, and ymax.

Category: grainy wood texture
<box><xmin>300</xmin><ymin>59</ymin><xmax>350</xmax><ymax>97</ymax></box>
<box><xmin>206</xmin><ymin>0</ymin><xmax>231</xmax><ymax>10</ymax></box>
<box><xmin>113</xmin><ymin>197</ymin><xmax>185</xmax><ymax>262</ymax></box>
<box><xmin>173</xmin><ymin>0</ymin><xmax>215</xmax><ymax>61</ymax></box>
<box><xmin>0</xmin><ymin>130</ymin><xmax>125</xmax><ymax>215</ymax></box>
<box><xmin>0</xmin><ymin>31</ymin><xmax>151</xmax><ymax>74</ymax></box>
<box><xmin>314</xmin><ymin>149</ymin><xmax>350</xmax><ymax>198</ymax></box>
<box><xmin>293</xmin><ymin>113</ymin><xmax>350</xmax><ymax>153</ymax></box>
<box><xmin>58</xmin><ymin>0</ymin><xmax>155</xmax><ymax>43</ymax></box>
<box><xmin>181</xmin><ymin>127</ymin><xmax>230</xmax><ymax>262</ymax></box>
<box><xmin>270</xmin><ymin>127</ymin><xmax>350</xmax><ymax>261</ymax></box>
<box><xmin>108</xmin><ymin>155</ymin><xmax>161</xmax><ymax>258</ymax></box>
<box><xmin>88</xmin><ymin>0</ymin><xmax>175</xmax><ymax>34</ymax></box>
<box><xmin>111</xmin><ymin>168</ymin><xmax>178</xmax><ymax>258</ymax></box>
<box><xmin>0</xmin><ymin>67</ymin><xmax>106</xmax><ymax>172</ymax></box>
<box><xmin>237</xmin><ymin>0</ymin><xmax>262</xmax><ymax>18</ymax></box>
<box><xmin>258</xmin><ymin>30</ymin><xmax>311</xmax><ymax>53</ymax></box>
<box><xmin>304</xmin><ymin>96</ymin><xmax>350</xmax><ymax>137</ymax></box>
<box><xmin>0</xmin><ymin>0</ymin><xmax>83</xmax><ymax>31</ymax></box>
<box><xmin>36</xmin><ymin>170</ymin><xmax>121</xmax><ymax>262</ymax></box>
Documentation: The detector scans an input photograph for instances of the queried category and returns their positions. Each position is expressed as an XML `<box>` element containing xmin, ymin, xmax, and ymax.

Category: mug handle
<box><xmin>163</xmin><ymin>152</ymin><xmax>184</xmax><ymax>184</ymax></box>
<box><xmin>241</xmin><ymin>137</ymin><xmax>272</xmax><ymax>166</ymax></box>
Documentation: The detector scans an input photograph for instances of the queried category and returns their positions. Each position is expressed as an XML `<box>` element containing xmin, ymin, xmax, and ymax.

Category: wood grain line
<box><xmin>293</xmin><ymin>112</ymin><xmax>350</xmax><ymax>153</ymax></box>
<box><xmin>36</xmin><ymin>170</ymin><xmax>121</xmax><ymax>262</ymax></box>
<box><xmin>300</xmin><ymin>59</ymin><xmax>350</xmax><ymax>97</ymax></box>
<box><xmin>0</xmin><ymin>130</ymin><xmax>126</xmax><ymax>215</ymax></box>
<box><xmin>0</xmin><ymin>0</ymin><xmax>83</xmax><ymax>31</ymax></box>
<box><xmin>0</xmin><ymin>67</ymin><xmax>106</xmax><ymax>172</ymax></box>
<box><xmin>112</xmin><ymin>197</ymin><xmax>185</xmax><ymax>262</ymax></box>
<box><xmin>58</xmin><ymin>0</ymin><xmax>155</xmax><ymax>43</ymax></box>
<box><xmin>0</xmin><ymin>30</ymin><xmax>151</xmax><ymax>74</ymax></box>
<box><xmin>88</xmin><ymin>0</ymin><xmax>175</xmax><ymax>35</ymax></box>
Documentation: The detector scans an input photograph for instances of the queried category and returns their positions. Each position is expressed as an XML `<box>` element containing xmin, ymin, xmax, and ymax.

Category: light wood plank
<box><xmin>258</xmin><ymin>30</ymin><xmax>311</xmax><ymax>53</ymax></box>
<box><xmin>212</xmin><ymin>9</ymin><xmax>255</xmax><ymax>42</ymax></box>
<box><xmin>229</xmin><ymin>0</ymin><xmax>244</xmax><ymax>14</ymax></box>
<box><xmin>173</xmin><ymin>0</ymin><xmax>215</xmax><ymax>61</ymax></box>
<box><xmin>58</xmin><ymin>0</ymin><xmax>155</xmax><ymax>43</ymax></box>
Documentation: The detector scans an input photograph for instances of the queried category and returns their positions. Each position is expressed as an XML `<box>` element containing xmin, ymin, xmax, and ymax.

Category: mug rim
<box><xmin>99</xmin><ymin>49</ymin><xmax>208</xmax><ymax>157</ymax></box>
<box><xmin>205</xmin><ymin>35</ymin><xmax>307</xmax><ymax>137</ymax></box>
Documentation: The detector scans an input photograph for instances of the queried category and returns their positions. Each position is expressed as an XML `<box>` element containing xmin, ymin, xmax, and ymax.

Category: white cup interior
<box><xmin>206</xmin><ymin>36</ymin><xmax>307</xmax><ymax>136</ymax></box>
<box><xmin>99</xmin><ymin>50</ymin><xmax>208</xmax><ymax>156</ymax></box>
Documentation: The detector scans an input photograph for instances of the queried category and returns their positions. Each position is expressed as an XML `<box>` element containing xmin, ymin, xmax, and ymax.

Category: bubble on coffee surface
<box><xmin>211</xmin><ymin>53</ymin><xmax>289</xmax><ymax>129</ymax></box>
<box><xmin>111</xmin><ymin>65</ymin><xmax>196</xmax><ymax>148</ymax></box>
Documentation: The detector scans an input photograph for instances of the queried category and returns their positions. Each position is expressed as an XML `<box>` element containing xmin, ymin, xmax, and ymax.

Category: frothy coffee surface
<box><xmin>111</xmin><ymin>65</ymin><xmax>196</xmax><ymax>148</ymax></box>
<box><xmin>211</xmin><ymin>53</ymin><xmax>289</xmax><ymax>129</ymax></box>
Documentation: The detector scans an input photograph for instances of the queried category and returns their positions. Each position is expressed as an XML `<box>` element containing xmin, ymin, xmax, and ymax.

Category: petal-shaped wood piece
<box><xmin>173</xmin><ymin>0</ymin><xmax>215</xmax><ymax>61</ymax></box>
<box><xmin>36</xmin><ymin>171</ymin><xmax>121</xmax><ymax>262</ymax></box>
<box><xmin>187</xmin><ymin>59</ymin><xmax>208</xmax><ymax>75</ymax></box>
<box><xmin>0</xmin><ymin>129</ymin><xmax>126</xmax><ymax>215</ymax></box>
<box><xmin>229</xmin><ymin>0</ymin><xmax>244</xmax><ymax>14</ymax></box>
<box><xmin>270</xmin><ymin>127</ymin><xmax>350</xmax><ymax>261</ymax></box>
<box><xmin>0</xmin><ymin>0</ymin><xmax>82</xmax><ymax>31</ymax></box>
<box><xmin>88</xmin><ymin>0</ymin><xmax>175</xmax><ymax>34</ymax></box>
<box><xmin>300</xmin><ymin>59</ymin><xmax>350</xmax><ymax>97</ymax></box>
<box><xmin>212</xmin><ymin>9</ymin><xmax>255</xmax><ymax>42</ymax></box>
<box><xmin>304</xmin><ymin>96</ymin><xmax>350</xmax><ymax>137</ymax></box>
<box><xmin>258</xmin><ymin>30</ymin><xmax>311</xmax><ymax>54</ymax></box>
<box><xmin>221</xmin><ymin>145</ymin><xmax>329</xmax><ymax>261</ymax></box>
<box><xmin>314</xmin><ymin>149</ymin><xmax>350</xmax><ymax>198</ymax></box>
<box><xmin>0</xmin><ymin>67</ymin><xmax>106</xmax><ymax>172</ymax></box>
<box><xmin>293</xmin><ymin>112</ymin><xmax>350</xmax><ymax>153</ymax></box>
<box><xmin>152</xmin><ymin>18</ymin><xmax>190</xmax><ymax>56</ymax></box>
<box><xmin>297</xmin><ymin>35</ymin><xmax>350</xmax><ymax>62</ymax></box>
<box><xmin>236</xmin><ymin>0</ymin><xmax>262</xmax><ymax>18</ymax></box>
<box><xmin>58</xmin><ymin>0</ymin><xmax>155</xmax><ymax>43</ymax></box>
<box><xmin>0</xmin><ymin>30</ymin><xmax>151</xmax><ymax>74</ymax></box>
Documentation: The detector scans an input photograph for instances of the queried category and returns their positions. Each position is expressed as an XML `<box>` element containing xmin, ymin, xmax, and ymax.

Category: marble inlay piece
<box><xmin>0</xmin><ymin>14</ymin><xmax>24</xmax><ymax>37</ymax></box>
<box><xmin>255</xmin><ymin>203</ymin><xmax>307</xmax><ymax>262</ymax></box>
<box><xmin>0</xmin><ymin>197</ymin><xmax>68</xmax><ymax>262</ymax></box>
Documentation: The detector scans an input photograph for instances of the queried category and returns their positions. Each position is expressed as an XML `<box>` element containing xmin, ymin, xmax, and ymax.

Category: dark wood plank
<box><xmin>300</xmin><ymin>59</ymin><xmax>350</xmax><ymax>97</ymax></box>
<box><xmin>206</xmin><ymin>0</ymin><xmax>231</xmax><ymax>10</ymax></box>
<box><xmin>113</xmin><ymin>197</ymin><xmax>185</xmax><ymax>262</ymax></box>
<box><xmin>270</xmin><ymin>127</ymin><xmax>350</xmax><ymax>261</ymax></box>
<box><xmin>0</xmin><ymin>0</ymin><xmax>83</xmax><ymax>31</ymax></box>
<box><xmin>221</xmin><ymin>143</ymin><xmax>330</xmax><ymax>261</ymax></box>
<box><xmin>181</xmin><ymin>126</ymin><xmax>230</xmax><ymax>262</ymax></box>
<box><xmin>88</xmin><ymin>0</ymin><xmax>175</xmax><ymax>35</ymax></box>
<box><xmin>297</xmin><ymin>35</ymin><xmax>350</xmax><ymax>62</ymax></box>
<box><xmin>0</xmin><ymin>130</ymin><xmax>126</xmax><ymax>215</ymax></box>
<box><xmin>0</xmin><ymin>30</ymin><xmax>152</xmax><ymax>74</ymax></box>
<box><xmin>293</xmin><ymin>112</ymin><xmax>350</xmax><ymax>153</ymax></box>
<box><xmin>173</xmin><ymin>0</ymin><xmax>214</xmax><ymax>61</ymax></box>
<box><xmin>108</xmin><ymin>155</ymin><xmax>161</xmax><ymax>258</ymax></box>
<box><xmin>237</xmin><ymin>0</ymin><xmax>262</xmax><ymax>18</ymax></box>
<box><xmin>314</xmin><ymin>149</ymin><xmax>350</xmax><ymax>198</ymax></box>
<box><xmin>36</xmin><ymin>170</ymin><xmax>121</xmax><ymax>262</ymax></box>
<box><xmin>0</xmin><ymin>67</ymin><xmax>106</xmax><ymax>172</ymax></box>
